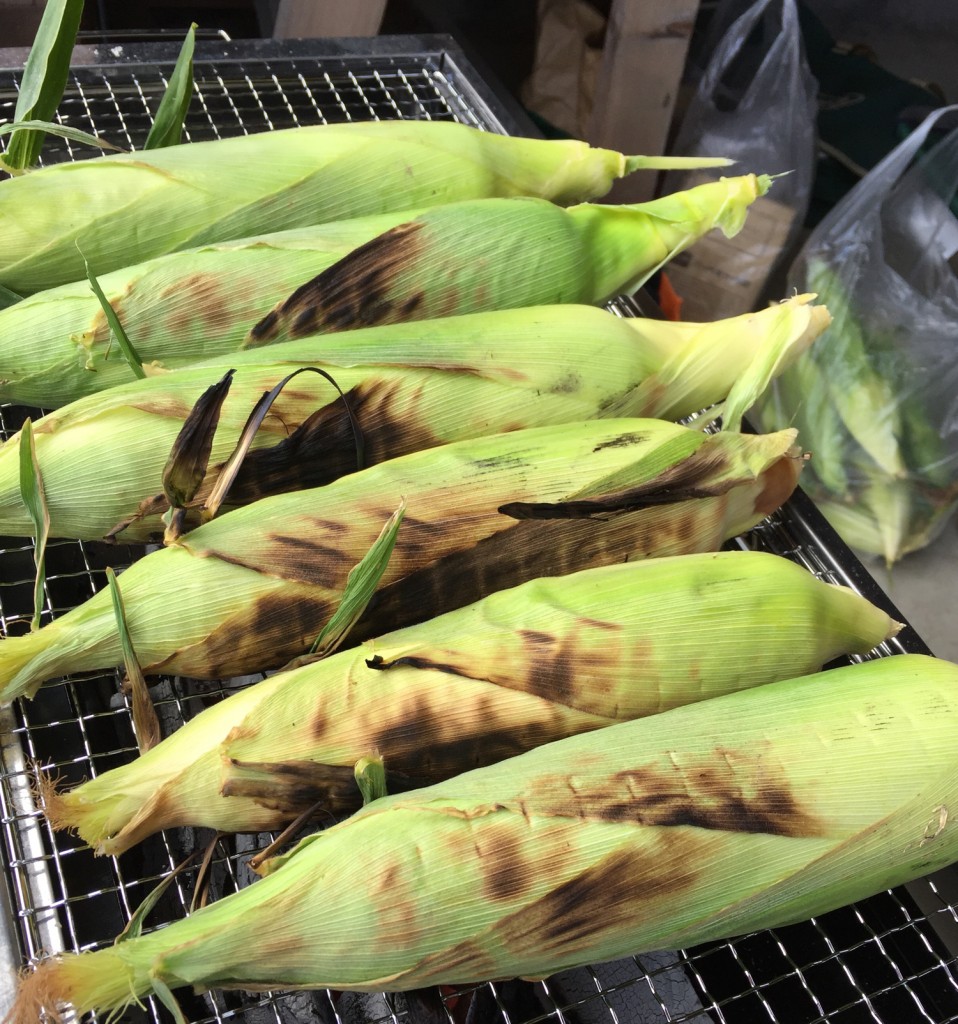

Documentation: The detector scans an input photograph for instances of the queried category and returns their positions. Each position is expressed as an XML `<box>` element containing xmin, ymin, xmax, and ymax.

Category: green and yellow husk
<box><xmin>0</xmin><ymin>296</ymin><xmax>829</xmax><ymax>543</ymax></box>
<box><xmin>0</xmin><ymin>209</ymin><xmax>425</xmax><ymax>407</ymax></box>
<box><xmin>0</xmin><ymin>172</ymin><xmax>767</xmax><ymax>409</ymax></box>
<box><xmin>752</xmin><ymin>257</ymin><xmax>958</xmax><ymax>565</ymax></box>
<box><xmin>0</xmin><ymin>120</ymin><xmax>729</xmax><ymax>294</ymax></box>
<box><xmin>16</xmin><ymin>653</ymin><xmax>958</xmax><ymax>1019</ymax></box>
<box><xmin>244</xmin><ymin>174</ymin><xmax>771</xmax><ymax>346</ymax></box>
<box><xmin>0</xmin><ymin>418</ymin><xmax>803</xmax><ymax>702</ymax></box>
<box><xmin>42</xmin><ymin>550</ymin><xmax>900</xmax><ymax>856</ymax></box>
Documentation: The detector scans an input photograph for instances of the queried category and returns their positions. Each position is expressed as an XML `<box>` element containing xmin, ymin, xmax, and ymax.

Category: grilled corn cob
<box><xmin>15</xmin><ymin>652</ymin><xmax>958</xmax><ymax>1019</ymax></box>
<box><xmin>0</xmin><ymin>173</ymin><xmax>769</xmax><ymax>408</ymax></box>
<box><xmin>0</xmin><ymin>297</ymin><xmax>829</xmax><ymax>543</ymax></box>
<box><xmin>43</xmin><ymin>550</ymin><xmax>899</xmax><ymax>856</ymax></box>
<box><xmin>0</xmin><ymin>418</ymin><xmax>803</xmax><ymax>702</ymax></box>
<box><xmin>0</xmin><ymin>209</ymin><xmax>425</xmax><ymax>408</ymax></box>
<box><xmin>245</xmin><ymin>175</ymin><xmax>771</xmax><ymax>346</ymax></box>
<box><xmin>0</xmin><ymin>120</ymin><xmax>728</xmax><ymax>294</ymax></box>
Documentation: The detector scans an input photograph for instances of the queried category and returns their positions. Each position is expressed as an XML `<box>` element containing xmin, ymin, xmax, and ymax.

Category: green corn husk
<box><xmin>753</xmin><ymin>258</ymin><xmax>958</xmax><ymax>566</ymax></box>
<box><xmin>244</xmin><ymin>174</ymin><xmax>771</xmax><ymax>346</ymax></box>
<box><xmin>0</xmin><ymin>208</ymin><xmax>425</xmax><ymax>408</ymax></box>
<box><xmin>42</xmin><ymin>549</ymin><xmax>900</xmax><ymax>856</ymax></box>
<box><xmin>0</xmin><ymin>120</ymin><xmax>731</xmax><ymax>295</ymax></box>
<box><xmin>16</xmin><ymin>652</ymin><xmax>958</xmax><ymax>1018</ymax></box>
<box><xmin>0</xmin><ymin>418</ymin><xmax>803</xmax><ymax>702</ymax></box>
<box><xmin>0</xmin><ymin>297</ymin><xmax>829</xmax><ymax>543</ymax></box>
<box><xmin>620</xmin><ymin>292</ymin><xmax>829</xmax><ymax>429</ymax></box>
<box><xmin>0</xmin><ymin>172</ymin><xmax>767</xmax><ymax>409</ymax></box>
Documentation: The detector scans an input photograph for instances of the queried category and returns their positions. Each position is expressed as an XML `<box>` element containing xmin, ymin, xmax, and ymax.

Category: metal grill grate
<box><xmin>1</xmin><ymin>35</ymin><xmax>958</xmax><ymax>1024</ymax></box>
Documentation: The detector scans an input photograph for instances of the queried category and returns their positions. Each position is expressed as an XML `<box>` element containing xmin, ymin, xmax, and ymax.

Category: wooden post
<box><xmin>586</xmin><ymin>0</ymin><xmax>700</xmax><ymax>203</ymax></box>
<box><xmin>272</xmin><ymin>0</ymin><xmax>388</xmax><ymax>38</ymax></box>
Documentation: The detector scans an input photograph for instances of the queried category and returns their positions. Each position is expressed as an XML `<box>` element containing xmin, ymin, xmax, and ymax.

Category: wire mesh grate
<box><xmin>1</xmin><ymin>36</ymin><xmax>958</xmax><ymax>1024</ymax></box>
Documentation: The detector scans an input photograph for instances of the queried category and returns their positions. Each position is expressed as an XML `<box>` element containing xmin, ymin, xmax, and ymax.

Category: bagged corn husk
<box><xmin>753</xmin><ymin>106</ymin><xmax>958</xmax><ymax>565</ymax></box>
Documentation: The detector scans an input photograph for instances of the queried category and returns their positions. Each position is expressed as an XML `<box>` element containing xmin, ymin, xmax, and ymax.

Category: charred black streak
<box><xmin>516</xmin><ymin>629</ymin><xmax>578</xmax><ymax>707</ymax></box>
<box><xmin>592</xmin><ymin>431</ymin><xmax>651</xmax><ymax>451</ymax></box>
<box><xmin>221</xmin><ymin>376</ymin><xmax>443</xmax><ymax>504</ymax></box>
<box><xmin>222</xmin><ymin>757</ymin><xmax>363</xmax><ymax>814</ymax></box>
<box><xmin>494</xmin><ymin>840</ymin><xmax>699</xmax><ymax>959</ymax></box>
<box><xmin>499</xmin><ymin>447</ymin><xmax>734</xmax><ymax>520</ymax></box>
<box><xmin>527</xmin><ymin>752</ymin><xmax>825</xmax><ymax>839</ymax></box>
<box><xmin>371</xmin><ymin>692</ymin><xmax>556</xmax><ymax>783</ymax></box>
<box><xmin>368</xmin><ymin>617</ymin><xmax>619</xmax><ymax>714</ymax></box>
<box><xmin>248</xmin><ymin>308</ymin><xmax>279</xmax><ymax>343</ymax></box>
<box><xmin>478</xmin><ymin>824</ymin><xmax>536</xmax><ymax>903</ymax></box>
<box><xmin>365</xmin><ymin>653</ymin><xmax>482</xmax><ymax>678</ymax></box>
<box><xmin>246</xmin><ymin>222</ymin><xmax>426</xmax><ymax>343</ymax></box>
<box><xmin>149</xmin><ymin>590</ymin><xmax>332</xmax><ymax>678</ymax></box>
<box><xmin>471</xmin><ymin>454</ymin><xmax>528</xmax><ymax>473</ymax></box>
<box><xmin>267</xmin><ymin>533</ymin><xmax>353</xmax><ymax>559</ymax></box>
<box><xmin>163</xmin><ymin>369</ymin><xmax>236</xmax><ymax>507</ymax></box>
<box><xmin>353</xmin><ymin>514</ymin><xmax>646</xmax><ymax>642</ymax></box>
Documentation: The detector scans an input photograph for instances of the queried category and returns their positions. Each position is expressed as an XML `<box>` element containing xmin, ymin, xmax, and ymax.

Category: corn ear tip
<box><xmin>8</xmin><ymin>956</ymin><xmax>71</xmax><ymax>1024</ymax></box>
<box><xmin>32</xmin><ymin>763</ymin><xmax>122</xmax><ymax>852</ymax></box>
<box><xmin>33</xmin><ymin>763</ymin><xmax>74</xmax><ymax>833</ymax></box>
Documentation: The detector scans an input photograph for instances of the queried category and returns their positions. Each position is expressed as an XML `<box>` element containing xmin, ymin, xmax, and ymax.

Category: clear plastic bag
<box><xmin>662</xmin><ymin>0</ymin><xmax>817</xmax><ymax>319</ymax></box>
<box><xmin>753</xmin><ymin>105</ymin><xmax>958</xmax><ymax>566</ymax></box>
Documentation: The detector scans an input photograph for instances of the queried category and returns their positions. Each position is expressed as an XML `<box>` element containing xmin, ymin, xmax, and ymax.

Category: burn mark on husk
<box><xmin>350</xmin><ymin>510</ymin><xmax>659</xmax><ymax>642</ymax></box>
<box><xmin>499</xmin><ymin>446</ymin><xmax>733</xmax><ymax>520</ymax></box>
<box><xmin>406</xmin><ymin>839</ymin><xmax>701</xmax><ymax>984</ymax></box>
<box><xmin>592</xmin><ymin>431</ymin><xmax>651</xmax><ymax>450</ymax></box>
<box><xmin>372</xmin><ymin>693</ymin><xmax>558</xmax><ymax>783</ymax></box>
<box><xmin>147</xmin><ymin>591</ymin><xmax>334</xmax><ymax>679</ymax></box>
<box><xmin>219</xmin><ymin>378</ymin><xmax>442</xmax><ymax>504</ymax></box>
<box><xmin>524</xmin><ymin>749</ymin><xmax>824</xmax><ymax>838</ymax></box>
<box><xmin>498</xmin><ymin>840</ymin><xmax>700</xmax><ymax>956</ymax></box>
<box><xmin>222</xmin><ymin>758</ymin><xmax>364</xmax><ymax>814</ymax></box>
<box><xmin>474</xmin><ymin>822</ymin><xmax>536</xmax><ymax>903</ymax></box>
<box><xmin>247</xmin><ymin>222</ymin><xmax>426</xmax><ymax>344</ymax></box>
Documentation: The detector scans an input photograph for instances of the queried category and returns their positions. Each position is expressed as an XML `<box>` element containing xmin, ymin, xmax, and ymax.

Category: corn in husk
<box><xmin>0</xmin><ymin>418</ymin><xmax>803</xmax><ymax>702</ymax></box>
<box><xmin>753</xmin><ymin>257</ymin><xmax>958</xmax><ymax>566</ymax></box>
<box><xmin>15</xmin><ymin>652</ymin><xmax>958</xmax><ymax>1019</ymax></box>
<box><xmin>245</xmin><ymin>174</ymin><xmax>770</xmax><ymax>346</ymax></box>
<box><xmin>43</xmin><ymin>550</ymin><xmax>900</xmax><ymax>856</ymax></box>
<box><xmin>0</xmin><ymin>209</ymin><xmax>423</xmax><ymax>407</ymax></box>
<box><xmin>0</xmin><ymin>297</ymin><xmax>829</xmax><ymax>543</ymax></box>
<box><xmin>0</xmin><ymin>120</ymin><xmax>727</xmax><ymax>294</ymax></box>
<box><xmin>0</xmin><ymin>173</ymin><xmax>769</xmax><ymax>408</ymax></box>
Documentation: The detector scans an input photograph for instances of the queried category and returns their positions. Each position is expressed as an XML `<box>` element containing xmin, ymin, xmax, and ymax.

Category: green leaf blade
<box><xmin>309</xmin><ymin>500</ymin><xmax>406</xmax><ymax>659</ymax></box>
<box><xmin>2</xmin><ymin>0</ymin><xmax>84</xmax><ymax>171</ymax></box>
<box><xmin>107</xmin><ymin>567</ymin><xmax>161</xmax><ymax>754</ymax></box>
<box><xmin>0</xmin><ymin>119</ymin><xmax>124</xmax><ymax>158</ymax></box>
<box><xmin>144</xmin><ymin>24</ymin><xmax>197</xmax><ymax>151</ymax></box>
<box><xmin>80</xmin><ymin>251</ymin><xmax>147</xmax><ymax>380</ymax></box>
<box><xmin>17</xmin><ymin>419</ymin><xmax>50</xmax><ymax>632</ymax></box>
